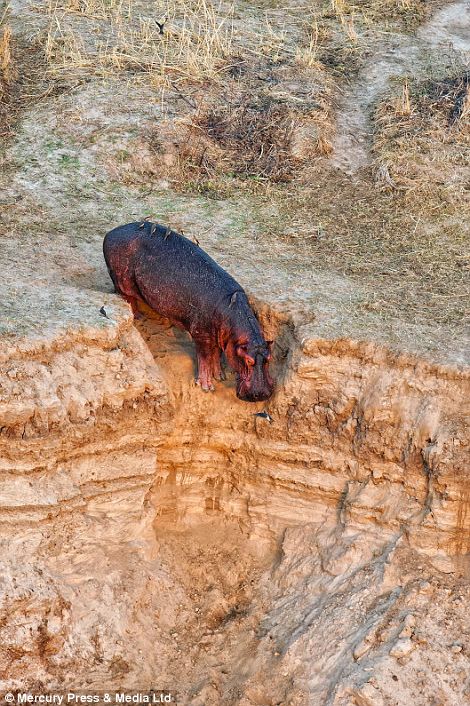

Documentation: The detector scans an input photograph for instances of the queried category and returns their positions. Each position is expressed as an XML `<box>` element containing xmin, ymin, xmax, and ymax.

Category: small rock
<box><xmin>354</xmin><ymin>640</ymin><xmax>371</xmax><ymax>660</ymax></box>
<box><xmin>451</xmin><ymin>644</ymin><xmax>463</xmax><ymax>653</ymax></box>
<box><xmin>418</xmin><ymin>581</ymin><xmax>432</xmax><ymax>594</ymax></box>
<box><xmin>390</xmin><ymin>638</ymin><xmax>414</xmax><ymax>659</ymax></box>
<box><xmin>353</xmin><ymin>683</ymin><xmax>384</xmax><ymax>706</ymax></box>
<box><xmin>399</xmin><ymin>626</ymin><xmax>413</xmax><ymax>638</ymax></box>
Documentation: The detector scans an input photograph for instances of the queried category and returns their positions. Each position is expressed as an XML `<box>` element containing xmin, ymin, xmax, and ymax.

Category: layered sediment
<box><xmin>0</xmin><ymin>300</ymin><xmax>468</xmax><ymax>704</ymax></box>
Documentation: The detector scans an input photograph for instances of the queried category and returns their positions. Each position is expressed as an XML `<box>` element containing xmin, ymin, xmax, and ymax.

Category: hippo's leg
<box><xmin>109</xmin><ymin>265</ymin><xmax>143</xmax><ymax>319</ymax></box>
<box><xmin>106</xmin><ymin>266</ymin><xmax>119</xmax><ymax>294</ymax></box>
<box><xmin>210</xmin><ymin>349</ymin><xmax>226</xmax><ymax>381</ymax></box>
<box><xmin>123</xmin><ymin>295</ymin><xmax>143</xmax><ymax>319</ymax></box>
<box><xmin>193</xmin><ymin>338</ymin><xmax>216</xmax><ymax>392</ymax></box>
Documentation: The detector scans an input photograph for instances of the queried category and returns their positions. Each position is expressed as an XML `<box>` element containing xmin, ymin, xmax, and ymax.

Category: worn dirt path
<box><xmin>331</xmin><ymin>1</ymin><xmax>470</xmax><ymax>174</ymax></box>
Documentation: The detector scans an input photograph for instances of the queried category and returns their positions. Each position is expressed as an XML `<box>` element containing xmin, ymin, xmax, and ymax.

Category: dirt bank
<box><xmin>0</xmin><ymin>300</ymin><xmax>469</xmax><ymax>704</ymax></box>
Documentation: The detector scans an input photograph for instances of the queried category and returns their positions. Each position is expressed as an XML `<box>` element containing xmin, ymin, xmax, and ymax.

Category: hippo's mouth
<box><xmin>236</xmin><ymin>371</ymin><xmax>273</xmax><ymax>403</ymax></box>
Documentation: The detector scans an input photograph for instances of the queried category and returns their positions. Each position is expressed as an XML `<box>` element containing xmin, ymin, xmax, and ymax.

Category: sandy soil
<box><xmin>0</xmin><ymin>304</ymin><xmax>469</xmax><ymax>704</ymax></box>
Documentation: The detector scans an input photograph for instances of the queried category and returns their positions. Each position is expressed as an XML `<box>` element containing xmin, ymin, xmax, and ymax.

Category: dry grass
<box><xmin>43</xmin><ymin>0</ymin><xmax>235</xmax><ymax>85</ymax></box>
<box><xmin>311</xmin><ymin>0</ymin><xmax>444</xmax><ymax>83</ymax></box>
<box><xmin>391</xmin><ymin>78</ymin><xmax>413</xmax><ymax>116</ymax></box>
<box><xmin>39</xmin><ymin>0</ymin><xmax>338</xmax><ymax>188</ymax></box>
<box><xmin>299</xmin><ymin>0</ymin><xmax>427</xmax><ymax>89</ymax></box>
<box><xmin>42</xmin><ymin>0</ymin><xmax>342</xmax><ymax>85</ymax></box>
<box><xmin>42</xmin><ymin>0</ymin><xmax>363</xmax><ymax>90</ymax></box>
<box><xmin>295</xmin><ymin>18</ymin><xmax>321</xmax><ymax>69</ymax></box>
<box><xmin>328</xmin><ymin>0</ymin><xmax>358</xmax><ymax>39</ymax></box>
<box><xmin>304</xmin><ymin>3</ymin><xmax>363</xmax><ymax>79</ymax></box>
<box><xmin>339</xmin><ymin>0</ymin><xmax>433</xmax><ymax>29</ymax></box>
<box><xmin>100</xmin><ymin>74</ymin><xmax>333</xmax><ymax>196</ymax></box>
<box><xmin>0</xmin><ymin>24</ymin><xmax>13</xmax><ymax>93</ymax></box>
<box><xmin>0</xmin><ymin>9</ymin><xmax>61</xmax><ymax>140</ymax></box>
<box><xmin>373</xmin><ymin>71</ymin><xmax>470</xmax><ymax>201</ymax></box>
<box><xmin>0</xmin><ymin>18</ymin><xmax>15</xmax><ymax>136</ymax></box>
<box><xmin>316</xmin><ymin>134</ymin><xmax>333</xmax><ymax>155</ymax></box>
<box><xmin>261</xmin><ymin>67</ymin><xmax>470</xmax><ymax>331</ymax></box>
<box><xmin>314</xmin><ymin>0</ymin><xmax>445</xmax><ymax>72</ymax></box>
<box><xmin>144</xmin><ymin>93</ymin><xmax>307</xmax><ymax>196</ymax></box>
<box><xmin>55</xmin><ymin>0</ymin><xmax>337</xmax><ymax>197</ymax></box>
<box><xmin>266</xmin><ymin>157</ymin><xmax>469</xmax><ymax>332</ymax></box>
<box><xmin>184</xmin><ymin>97</ymin><xmax>297</xmax><ymax>181</ymax></box>
<box><xmin>46</xmin><ymin>0</ymin><xmax>132</xmax><ymax>19</ymax></box>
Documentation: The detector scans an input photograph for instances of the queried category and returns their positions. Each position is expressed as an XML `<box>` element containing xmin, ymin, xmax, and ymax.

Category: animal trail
<box><xmin>330</xmin><ymin>1</ymin><xmax>470</xmax><ymax>175</ymax></box>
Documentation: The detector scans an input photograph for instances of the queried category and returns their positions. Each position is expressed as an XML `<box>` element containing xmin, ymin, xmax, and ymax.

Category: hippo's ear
<box><xmin>236</xmin><ymin>345</ymin><xmax>255</xmax><ymax>366</ymax></box>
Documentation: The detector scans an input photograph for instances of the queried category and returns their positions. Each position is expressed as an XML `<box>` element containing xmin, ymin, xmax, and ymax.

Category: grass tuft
<box><xmin>374</xmin><ymin>71</ymin><xmax>470</xmax><ymax>199</ymax></box>
<box><xmin>142</xmin><ymin>93</ymin><xmax>305</xmax><ymax>196</ymax></box>
<box><xmin>185</xmin><ymin>97</ymin><xmax>298</xmax><ymax>183</ymax></box>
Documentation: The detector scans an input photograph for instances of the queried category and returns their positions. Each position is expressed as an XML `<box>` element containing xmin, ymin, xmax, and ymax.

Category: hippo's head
<box><xmin>225</xmin><ymin>337</ymin><xmax>274</xmax><ymax>402</ymax></box>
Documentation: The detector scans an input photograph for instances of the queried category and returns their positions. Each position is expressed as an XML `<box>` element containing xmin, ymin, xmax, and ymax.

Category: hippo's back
<box><xmin>104</xmin><ymin>221</ymin><xmax>242</xmax><ymax>327</ymax></box>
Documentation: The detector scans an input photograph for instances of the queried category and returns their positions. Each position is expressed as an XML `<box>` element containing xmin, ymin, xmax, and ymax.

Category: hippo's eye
<box><xmin>236</xmin><ymin>345</ymin><xmax>255</xmax><ymax>366</ymax></box>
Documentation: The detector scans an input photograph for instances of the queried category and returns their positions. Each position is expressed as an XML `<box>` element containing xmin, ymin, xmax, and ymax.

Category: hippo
<box><xmin>103</xmin><ymin>221</ymin><xmax>274</xmax><ymax>402</ymax></box>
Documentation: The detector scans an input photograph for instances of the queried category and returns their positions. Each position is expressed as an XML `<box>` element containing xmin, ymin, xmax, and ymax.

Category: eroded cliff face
<box><xmin>0</xmin><ymin>301</ymin><xmax>469</xmax><ymax>705</ymax></box>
